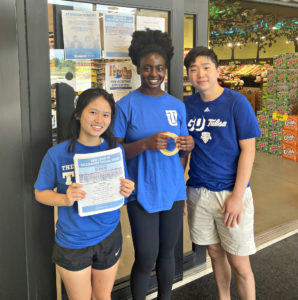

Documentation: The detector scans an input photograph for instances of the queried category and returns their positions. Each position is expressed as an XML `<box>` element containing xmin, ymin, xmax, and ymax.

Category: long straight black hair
<box><xmin>64</xmin><ymin>88</ymin><xmax>116</xmax><ymax>152</ymax></box>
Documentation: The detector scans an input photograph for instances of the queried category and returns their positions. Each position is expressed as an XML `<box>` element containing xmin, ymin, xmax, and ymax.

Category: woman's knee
<box><xmin>134</xmin><ymin>249</ymin><xmax>158</xmax><ymax>272</ymax></box>
<box><xmin>157</xmin><ymin>247</ymin><xmax>175</xmax><ymax>261</ymax></box>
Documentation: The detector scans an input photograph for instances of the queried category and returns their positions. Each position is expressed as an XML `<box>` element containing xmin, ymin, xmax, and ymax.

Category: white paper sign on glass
<box><xmin>74</xmin><ymin>147</ymin><xmax>125</xmax><ymax>217</ymax></box>
<box><xmin>136</xmin><ymin>16</ymin><xmax>165</xmax><ymax>32</ymax></box>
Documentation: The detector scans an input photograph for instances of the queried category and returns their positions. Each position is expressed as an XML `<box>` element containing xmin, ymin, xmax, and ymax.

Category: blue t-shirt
<box><xmin>34</xmin><ymin>140</ymin><xmax>127</xmax><ymax>249</ymax></box>
<box><xmin>184</xmin><ymin>88</ymin><xmax>261</xmax><ymax>191</ymax></box>
<box><xmin>114</xmin><ymin>89</ymin><xmax>188</xmax><ymax>213</ymax></box>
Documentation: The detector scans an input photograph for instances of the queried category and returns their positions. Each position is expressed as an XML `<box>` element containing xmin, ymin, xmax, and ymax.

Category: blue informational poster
<box><xmin>62</xmin><ymin>10</ymin><xmax>101</xmax><ymax>60</ymax></box>
<box><xmin>103</xmin><ymin>14</ymin><xmax>135</xmax><ymax>58</ymax></box>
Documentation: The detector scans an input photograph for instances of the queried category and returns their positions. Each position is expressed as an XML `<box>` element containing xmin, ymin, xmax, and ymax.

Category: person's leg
<box><xmin>91</xmin><ymin>259</ymin><xmax>120</xmax><ymax>300</ymax></box>
<box><xmin>187</xmin><ymin>187</ymin><xmax>228</xmax><ymax>298</ymax></box>
<box><xmin>207</xmin><ymin>244</ymin><xmax>231</xmax><ymax>300</ymax></box>
<box><xmin>214</xmin><ymin>188</ymin><xmax>256</xmax><ymax>300</ymax></box>
<box><xmin>227</xmin><ymin>254</ymin><xmax>255</xmax><ymax>300</ymax></box>
<box><xmin>127</xmin><ymin>201</ymin><xmax>159</xmax><ymax>300</ymax></box>
<box><xmin>156</xmin><ymin>200</ymin><xmax>184</xmax><ymax>300</ymax></box>
<box><xmin>91</xmin><ymin>223</ymin><xmax>123</xmax><ymax>300</ymax></box>
<box><xmin>187</xmin><ymin>187</ymin><xmax>221</xmax><ymax>247</ymax></box>
<box><xmin>56</xmin><ymin>265</ymin><xmax>92</xmax><ymax>300</ymax></box>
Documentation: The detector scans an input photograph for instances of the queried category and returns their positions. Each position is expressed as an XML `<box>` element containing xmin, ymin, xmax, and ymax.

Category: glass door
<box><xmin>47</xmin><ymin>1</ymin><xmax>170</xmax><ymax>298</ymax></box>
<box><xmin>182</xmin><ymin>13</ymin><xmax>206</xmax><ymax>272</ymax></box>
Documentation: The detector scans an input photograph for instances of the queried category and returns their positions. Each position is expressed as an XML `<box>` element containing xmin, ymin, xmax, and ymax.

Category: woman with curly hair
<box><xmin>114</xmin><ymin>29</ymin><xmax>194</xmax><ymax>300</ymax></box>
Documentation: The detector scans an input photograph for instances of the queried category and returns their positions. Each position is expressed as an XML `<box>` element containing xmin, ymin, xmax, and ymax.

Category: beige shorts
<box><xmin>187</xmin><ymin>186</ymin><xmax>256</xmax><ymax>256</ymax></box>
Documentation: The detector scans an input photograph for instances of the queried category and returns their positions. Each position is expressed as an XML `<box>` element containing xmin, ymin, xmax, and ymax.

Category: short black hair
<box><xmin>129</xmin><ymin>29</ymin><xmax>174</xmax><ymax>67</ymax></box>
<box><xmin>184</xmin><ymin>46</ymin><xmax>219</xmax><ymax>72</ymax></box>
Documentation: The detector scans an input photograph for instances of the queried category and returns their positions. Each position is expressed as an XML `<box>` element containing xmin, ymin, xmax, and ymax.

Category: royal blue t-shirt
<box><xmin>34</xmin><ymin>140</ymin><xmax>127</xmax><ymax>249</ymax></box>
<box><xmin>184</xmin><ymin>88</ymin><xmax>261</xmax><ymax>191</ymax></box>
<box><xmin>114</xmin><ymin>90</ymin><xmax>188</xmax><ymax>213</ymax></box>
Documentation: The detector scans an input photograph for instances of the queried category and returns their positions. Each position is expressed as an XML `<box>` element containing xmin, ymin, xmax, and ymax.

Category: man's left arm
<box><xmin>221</xmin><ymin>137</ymin><xmax>256</xmax><ymax>228</ymax></box>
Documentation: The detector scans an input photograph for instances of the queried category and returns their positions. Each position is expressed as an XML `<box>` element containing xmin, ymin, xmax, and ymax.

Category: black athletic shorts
<box><xmin>52</xmin><ymin>223</ymin><xmax>122</xmax><ymax>271</ymax></box>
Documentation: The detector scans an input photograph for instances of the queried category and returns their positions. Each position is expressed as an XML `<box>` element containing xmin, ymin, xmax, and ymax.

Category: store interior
<box><xmin>47</xmin><ymin>1</ymin><xmax>297</xmax><ymax>299</ymax></box>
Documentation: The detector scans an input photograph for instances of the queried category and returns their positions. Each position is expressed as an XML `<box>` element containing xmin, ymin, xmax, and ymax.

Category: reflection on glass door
<box><xmin>183</xmin><ymin>14</ymin><xmax>195</xmax><ymax>100</ymax></box>
<box><xmin>182</xmin><ymin>13</ymin><xmax>206</xmax><ymax>273</ymax></box>
<box><xmin>183</xmin><ymin>14</ymin><xmax>195</xmax><ymax>256</ymax></box>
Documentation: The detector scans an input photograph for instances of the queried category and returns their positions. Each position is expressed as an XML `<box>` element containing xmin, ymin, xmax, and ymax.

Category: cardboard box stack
<box><xmin>257</xmin><ymin>88</ymin><xmax>283</xmax><ymax>156</ymax></box>
<box><xmin>282</xmin><ymin>115</ymin><xmax>298</xmax><ymax>162</ymax></box>
<box><xmin>256</xmin><ymin>53</ymin><xmax>298</xmax><ymax>157</ymax></box>
<box><xmin>256</xmin><ymin>111</ymin><xmax>269</xmax><ymax>153</ymax></box>
<box><xmin>268</xmin><ymin>117</ymin><xmax>283</xmax><ymax>156</ymax></box>
<box><xmin>271</xmin><ymin>53</ymin><xmax>297</xmax><ymax>115</ymax></box>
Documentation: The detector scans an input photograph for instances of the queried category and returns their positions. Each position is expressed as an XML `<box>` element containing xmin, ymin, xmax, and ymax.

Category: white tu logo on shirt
<box><xmin>165</xmin><ymin>110</ymin><xmax>177</xmax><ymax>126</ymax></box>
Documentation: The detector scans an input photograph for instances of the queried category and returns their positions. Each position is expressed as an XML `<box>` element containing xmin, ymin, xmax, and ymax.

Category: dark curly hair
<box><xmin>129</xmin><ymin>29</ymin><xmax>174</xmax><ymax>67</ymax></box>
<box><xmin>64</xmin><ymin>88</ymin><xmax>116</xmax><ymax>152</ymax></box>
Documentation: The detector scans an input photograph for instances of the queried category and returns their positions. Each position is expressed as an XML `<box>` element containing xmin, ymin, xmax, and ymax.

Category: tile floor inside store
<box><xmin>251</xmin><ymin>152</ymin><xmax>298</xmax><ymax>235</ymax></box>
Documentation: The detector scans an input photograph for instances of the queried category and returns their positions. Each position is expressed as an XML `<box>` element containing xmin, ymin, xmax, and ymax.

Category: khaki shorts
<box><xmin>187</xmin><ymin>186</ymin><xmax>256</xmax><ymax>256</ymax></box>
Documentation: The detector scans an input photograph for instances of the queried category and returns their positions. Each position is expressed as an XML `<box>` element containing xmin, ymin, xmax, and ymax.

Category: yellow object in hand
<box><xmin>160</xmin><ymin>132</ymin><xmax>179</xmax><ymax>156</ymax></box>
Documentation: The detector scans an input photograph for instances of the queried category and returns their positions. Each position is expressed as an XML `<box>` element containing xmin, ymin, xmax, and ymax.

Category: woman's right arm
<box><xmin>116</xmin><ymin>133</ymin><xmax>169</xmax><ymax>160</ymax></box>
<box><xmin>35</xmin><ymin>183</ymin><xmax>86</xmax><ymax>207</ymax></box>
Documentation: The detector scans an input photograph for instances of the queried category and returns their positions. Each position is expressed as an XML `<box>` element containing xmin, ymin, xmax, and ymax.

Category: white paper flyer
<box><xmin>136</xmin><ymin>16</ymin><xmax>165</xmax><ymax>32</ymax></box>
<box><xmin>74</xmin><ymin>147</ymin><xmax>125</xmax><ymax>217</ymax></box>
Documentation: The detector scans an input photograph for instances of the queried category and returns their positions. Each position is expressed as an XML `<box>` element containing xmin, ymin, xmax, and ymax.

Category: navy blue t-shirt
<box><xmin>184</xmin><ymin>88</ymin><xmax>261</xmax><ymax>191</ymax></box>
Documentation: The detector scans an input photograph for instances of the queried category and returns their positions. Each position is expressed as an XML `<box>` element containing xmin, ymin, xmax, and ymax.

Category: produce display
<box><xmin>220</xmin><ymin>64</ymin><xmax>272</xmax><ymax>77</ymax></box>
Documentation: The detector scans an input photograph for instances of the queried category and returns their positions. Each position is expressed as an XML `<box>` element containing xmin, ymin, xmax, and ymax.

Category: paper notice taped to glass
<box><xmin>74</xmin><ymin>147</ymin><xmax>125</xmax><ymax>217</ymax></box>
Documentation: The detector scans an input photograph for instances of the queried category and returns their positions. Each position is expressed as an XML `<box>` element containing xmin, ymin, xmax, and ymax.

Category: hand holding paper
<box><xmin>120</xmin><ymin>178</ymin><xmax>135</xmax><ymax>198</ymax></box>
<box><xmin>65</xmin><ymin>183</ymin><xmax>86</xmax><ymax>206</ymax></box>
